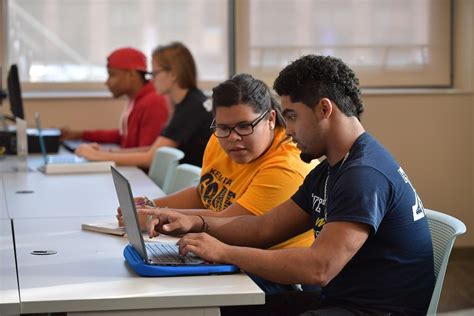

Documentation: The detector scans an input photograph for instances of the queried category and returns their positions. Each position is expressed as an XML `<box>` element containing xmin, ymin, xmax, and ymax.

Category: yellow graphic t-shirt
<box><xmin>198</xmin><ymin>128</ymin><xmax>318</xmax><ymax>249</ymax></box>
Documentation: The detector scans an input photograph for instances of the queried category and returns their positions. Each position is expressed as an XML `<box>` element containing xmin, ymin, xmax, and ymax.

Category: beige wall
<box><xmin>2</xmin><ymin>1</ymin><xmax>473</xmax><ymax>246</ymax></box>
<box><xmin>364</xmin><ymin>94</ymin><xmax>473</xmax><ymax>247</ymax></box>
<box><xmin>13</xmin><ymin>97</ymin><xmax>124</xmax><ymax>130</ymax></box>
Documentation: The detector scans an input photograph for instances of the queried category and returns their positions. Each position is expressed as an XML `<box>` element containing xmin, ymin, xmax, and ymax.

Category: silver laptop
<box><xmin>111</xmin><ymin>166</ymin><xmax>204</xmax><ymax>265</ymax></box>
<box><xmin>35</xmin><ymin>113</ymin><xmax>115</xmax><ymax>174</ymax></box>
<box><xmin>35</xmin><ymin>112</ymin><xmax>86</xmax><ymax>165</ymax></box>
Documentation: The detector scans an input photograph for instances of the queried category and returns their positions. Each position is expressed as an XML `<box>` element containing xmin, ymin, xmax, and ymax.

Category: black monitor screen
<box><xmin>7</xmin><ymin>64</ymin><xmax>24</xmax><ymax>119</ymax></box>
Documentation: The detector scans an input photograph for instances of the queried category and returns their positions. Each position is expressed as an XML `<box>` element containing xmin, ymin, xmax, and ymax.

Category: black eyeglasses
<box><xmin>210</xmin><ymin>110</ymin><xmax>269</xmax><ymax>138</ymax></box>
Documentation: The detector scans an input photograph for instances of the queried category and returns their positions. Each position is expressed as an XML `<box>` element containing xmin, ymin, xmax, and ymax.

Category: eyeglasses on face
<box><xmin>210</xmin><ymin>109</ymin><xmax>269</xmax><ymax>138</ymax></box>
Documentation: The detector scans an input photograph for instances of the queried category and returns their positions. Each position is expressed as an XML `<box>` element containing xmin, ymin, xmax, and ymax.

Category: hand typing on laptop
<box><xmin>139</xmin><ymin>208</ymin><xmax>232</xmax><ymax>264</ymax></box>
<box><xmin>177</xmin><ymin>232</ymin><xmax>231</xmax><ymax>265</ymax></box>
<box><xmin>139</xmin><ymin>208</ymin><xmax>199</xmax><ymax>238</ymax></box>
<box><xmin>111</xmin><ymin>166</ymin><xmax>239</xmax><ymax>274</ymax></box>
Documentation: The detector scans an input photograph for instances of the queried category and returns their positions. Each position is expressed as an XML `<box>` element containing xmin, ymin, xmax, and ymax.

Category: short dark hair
<box><xmin>273</xmin><ymin>55</ymin><xmax>364</xmax><ymax>119</ymax></box>
<box><xmin>212</xmin><ymin>73</ymin><xmax>286</xmax><ymax>128</ymax></box>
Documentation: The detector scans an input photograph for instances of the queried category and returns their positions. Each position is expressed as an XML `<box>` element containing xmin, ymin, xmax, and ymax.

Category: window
<box><xmin>5</xmin><ymin>0</ymin><xmax>452</xmax><ymax>90</ymax></box>
<box><xmin>235</xmin><ymin>0</ymin><xmax>451</xmax><ymax>88</ymax></box>
<box><xmin>8</xmin><ymin>0</ymin><xmax>228</xmax><ymax>87</ymax></box>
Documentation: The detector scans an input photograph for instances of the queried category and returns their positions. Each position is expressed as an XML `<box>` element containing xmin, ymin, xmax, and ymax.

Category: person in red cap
<box><xmin>76</xmin><ymin>42</ymin><xmax>212</xmax><ymax>169</ymax></box>
<box><xmin>61</xmin><ymin>47</ymin><xmax>169</xmax><ymax>149</ymax></box>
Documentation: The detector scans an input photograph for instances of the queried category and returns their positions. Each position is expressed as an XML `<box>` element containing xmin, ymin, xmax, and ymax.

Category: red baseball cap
<box><xmin>107</xmin><ymin>47</ymin><xmax>148</xmax><ymax>72</ymax></box>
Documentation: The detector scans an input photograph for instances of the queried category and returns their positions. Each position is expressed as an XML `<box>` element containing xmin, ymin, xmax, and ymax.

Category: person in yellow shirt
<box><xmin>117</xmin><ymin>73</ymin><xmax>318</xmax><ymax>291</ymax></box>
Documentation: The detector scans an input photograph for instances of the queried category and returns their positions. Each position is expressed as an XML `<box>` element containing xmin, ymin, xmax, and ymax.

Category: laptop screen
<box><xmin>111</xmin><ymin>166</ymin><xmax>150</xmax><ymax>262</ymax></box>
<box><xmin>7</xmin><ymin>64</ymin><xmax>25</xmax><ymax>120</ymax></box>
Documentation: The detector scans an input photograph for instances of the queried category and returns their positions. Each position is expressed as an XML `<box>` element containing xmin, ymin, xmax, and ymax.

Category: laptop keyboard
<box><xmin>146</xmin><ymin>242</ymin><xmax>203</xmax><ymax>264</ymax></box>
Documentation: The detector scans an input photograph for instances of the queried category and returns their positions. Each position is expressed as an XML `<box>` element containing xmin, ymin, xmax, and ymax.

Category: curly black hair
<box><xmin>273</xmin><ymin>55</ymin><xmax>364</xmax><ymax>119</ymax></box>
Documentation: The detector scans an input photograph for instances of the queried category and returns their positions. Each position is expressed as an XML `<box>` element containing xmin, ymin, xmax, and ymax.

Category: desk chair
<box><xmin>148</xmin><ymin>147</ymin><xmax>185</xmax><ymax>194</ymax></box>
<box><xmin>425</xmin><ymin>208</ymin><xmax>466</xmax><ymax>315</ymax></box>
<box><xmin>169</xmin><ymin>163</ymin><xmax>202</xmax><ymax>194</ymax></box>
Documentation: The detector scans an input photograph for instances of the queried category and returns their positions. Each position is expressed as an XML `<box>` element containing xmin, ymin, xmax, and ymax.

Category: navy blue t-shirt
<box><xmin>292</xmin><ymin>132</ymin><xmax>435</xmax><ymax>314</ymax></box>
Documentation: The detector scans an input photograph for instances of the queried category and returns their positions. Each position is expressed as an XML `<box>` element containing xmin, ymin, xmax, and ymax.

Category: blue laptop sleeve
<box><xmin>123</xmin><ymin>244</ymin><xmax>240</xmax><ymax>277</ymax></box>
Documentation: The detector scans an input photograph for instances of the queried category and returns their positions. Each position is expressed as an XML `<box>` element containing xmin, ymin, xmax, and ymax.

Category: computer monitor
<box><xmin>0</xmin><ymin>67</ymin><xmax>6</xmax><ymax>105</ymax></box>
<box><xmin>7</xmin><ymin>64</ymin><xmax>25</xmax><ymax>120</ymax></box>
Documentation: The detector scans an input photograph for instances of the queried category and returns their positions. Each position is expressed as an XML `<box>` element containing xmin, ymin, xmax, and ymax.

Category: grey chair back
<box><xmin>148</xmin><ymin>147</ymin><xmax>185</xmax><ymax>193</ymax></box>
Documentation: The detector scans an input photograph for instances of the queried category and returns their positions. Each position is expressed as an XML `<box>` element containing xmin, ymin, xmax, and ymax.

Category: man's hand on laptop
<box><xmin>177</xmin><ymin>233</ymin><xmax>230</xmax><ymax>264</ymax></box>
<box><xmin>140</xmin><ymin>208</ymin><xmax>200</xmax><ymax>238</ymax></box>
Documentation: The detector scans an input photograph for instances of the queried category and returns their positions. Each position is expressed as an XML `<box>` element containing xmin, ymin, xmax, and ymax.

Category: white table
<box><xmin>14</xmin><ymin>217</ymin><xmax>264</xmax><ymax>315</ymax></box>
<box><xmin>0</xmin><ymin>219</ymin><xmax>20</xmax><ymax>315</ymax></box>
<box><xmin>0</xmin><ymin>178</ymin><xmax>9</xmax><ymax>219</ymax></box>
<box><xmin>0</xmin><ymin>146</ymin><xmax>121</xmax><ymax>174</ymax></box>
<box><xmin>3</xmin><ymin>167</ymin><xmax>163</xmax><ymax>219</ymax></box>
<box><xmin>0</xmin><ymin>152</ymin><xmax>45</xmax><ymax>173</ymax></box>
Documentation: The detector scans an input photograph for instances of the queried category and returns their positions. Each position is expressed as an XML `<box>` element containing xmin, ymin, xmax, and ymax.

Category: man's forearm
<box><xmin>223</xmin><ymin>246</ymin><xmax>322</xmax><ymax>285</ymax></box>
<box><xmin>202</xmin><ymin>215</ymin><xmax>274</xmax><ymax>248</ymax></box>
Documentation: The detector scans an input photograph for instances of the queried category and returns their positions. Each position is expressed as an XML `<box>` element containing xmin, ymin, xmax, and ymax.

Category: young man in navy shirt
<box><xmin>142</xmin><ymin>56</ymin><xmax>435</xmax><ymax>315</ymax></box>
